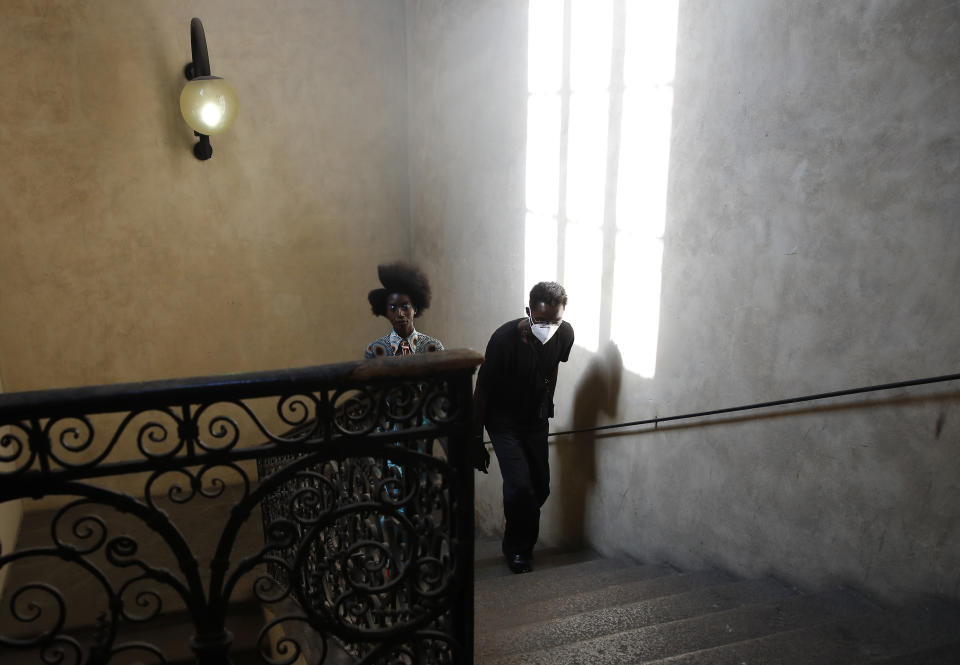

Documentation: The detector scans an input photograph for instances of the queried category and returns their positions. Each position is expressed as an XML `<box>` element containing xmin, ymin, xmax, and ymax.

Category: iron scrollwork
<box><xmin>0</xmin><ymin>351</ymin><xmax>481</xmax><ymax>665</ymax></box>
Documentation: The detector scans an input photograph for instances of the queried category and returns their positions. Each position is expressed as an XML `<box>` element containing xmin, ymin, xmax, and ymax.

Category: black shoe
<box><xmin>506</xmin><ymin>553</ymin><xmax>533</xmax><ymax>574</ymax></box>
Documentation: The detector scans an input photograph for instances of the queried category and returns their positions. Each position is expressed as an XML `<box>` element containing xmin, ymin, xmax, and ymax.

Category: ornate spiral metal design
<box><xmin>382</xmin><ymin>383</ymin><xmax>423</xmax><ymax>426</ymax></box>
<box><xmin>0</xmin><ymin>424</ymin><xmax>31</xmax><ymax>471</ymax></box>
<box><xmin>3</xmin><ymin>583</ymin><xmax>68</xmax><ymax>645</ymax></box>
<box><xmin>53</xmin><ymin>508</ymin><xmax>108</xmax><ymax>555</ymax></box>
<box><xmin>145</xmin><ymin>467</ymin><xmax>199</xmax><ymax>508</ymax></box>
<box><xmin>256</xmin><ymin>614</ymin><xmax>330</xmax><ymax>665</ymax></box>
<box><xmin>119</xmin><ymin>582</ymin><xmax>165</xmax><ymax>623</ymax></box>
<box><xmin>38</xmin><ymin>636</ymin><xmax>83</xmax><ymax>665</ymax></box>
<box><xmin>276</xmin><ymin>393</ymin><xmax>320</xmax><ymax>429</ymax></box>
<box><xmin>422</xmin><ymin>382</ymin><xmax>462</xmax><ymax>425</ymax></box>
<box><xmin>331</xmin><ymin>387</ymin><xmax>382</xmax><ymax>436</ymax></box>
<box><xmin>49</xmin><ymin>416</ymin><xmax>94</xmax><ymax>453</ymax></box>
<box><xmin>0</xmin><ymin>356</ymin><xmax>479</xmax><ymax>664</ymax></box>
<box><xmin>136</xmin><ymin>416</ymin><xmax>182</xmax><ymax>459</ymax></box>
<box><xmin>43</xmin><ymin>416</ymin><xmax>97</xmax><ymax>469</ymax></box>
<box><xmin>255</xmin><ymin>445</ymin><xmax>459</xmax><ymax>658</ymax></box>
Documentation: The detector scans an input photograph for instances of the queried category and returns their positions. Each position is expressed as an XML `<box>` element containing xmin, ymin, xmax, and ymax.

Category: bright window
<box><xmin>524</xmin><ymin>0</ymin><xmax>678</xmax><ymax>377</ymax></box>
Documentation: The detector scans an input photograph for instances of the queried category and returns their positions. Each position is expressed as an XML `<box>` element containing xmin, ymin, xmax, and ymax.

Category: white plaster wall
<box><xmin>406</xmin><ymin>0</ymin><xmax>960</xmax><ymax>603</ymax></box>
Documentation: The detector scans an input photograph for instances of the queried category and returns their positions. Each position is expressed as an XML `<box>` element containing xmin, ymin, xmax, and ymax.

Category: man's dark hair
<box><xmin>529</xmin><ymin>281</ymin><xmax>567</xmax><ymax>309</ymax></box>
<box><xmin>368</xmin><ymin>262</ymin><xmax>433</xmax><ymax>318</ymax></box>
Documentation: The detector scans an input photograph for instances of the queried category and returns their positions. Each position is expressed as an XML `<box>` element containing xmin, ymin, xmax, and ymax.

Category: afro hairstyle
<box><xmin>367</xmin><ymin>262</ymin><xmax>433</xmax><ymax>318</ymax></box>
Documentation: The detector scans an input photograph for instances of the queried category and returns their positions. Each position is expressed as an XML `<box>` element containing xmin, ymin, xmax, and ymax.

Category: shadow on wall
<box><xmin>554</xmin><ymin>341</ymin><xmax>623</xmax><ymax>547</ymax></box>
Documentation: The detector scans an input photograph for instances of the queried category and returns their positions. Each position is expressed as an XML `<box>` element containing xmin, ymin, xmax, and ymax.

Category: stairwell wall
<box><xmin>0</xmin><ymin>1</ymin><xmax>410</xmax><ymax>501</ymax></box>
<box><xmin>2</xmin><ymin>0</ymin><xmax>957</xmax><ymax>605</ymax></box>
<box><xmin>406</xmin><ymin>0</ymin><xmax>960</xmax><ymax>603</ymax></box>
<box><xmin>0</xmin><ymin>0</ymin><xmax>410</xmax><ymax>393</ymax></box>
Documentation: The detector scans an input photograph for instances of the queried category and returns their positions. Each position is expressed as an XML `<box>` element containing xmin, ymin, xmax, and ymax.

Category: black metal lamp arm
<box><xmin>185</xmin><ymin>18</ymin><xmax>213</xmax><ymax>160</ymax></box>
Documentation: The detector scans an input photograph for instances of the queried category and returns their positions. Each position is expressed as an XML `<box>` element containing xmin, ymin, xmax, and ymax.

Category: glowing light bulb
<box><xmin>180</xmin><ymin>76</ymin><xmax>238</xmax><ymax>135</ymax></box>
<box><xmin>201</xmin><ymin>103</ymin><xmax>223</xmax><ymax>127</ymax></box>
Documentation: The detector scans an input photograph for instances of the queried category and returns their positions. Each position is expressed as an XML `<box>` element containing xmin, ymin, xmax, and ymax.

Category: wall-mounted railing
<box><xmin>547</xmin><ymin>371</ymin><xmax>960</xmax><ymax>439</ymax></box>
<box><xmin>0</xmin><ymin>349</ymin><xmax>482</xmax><ymax>665</ymax></box>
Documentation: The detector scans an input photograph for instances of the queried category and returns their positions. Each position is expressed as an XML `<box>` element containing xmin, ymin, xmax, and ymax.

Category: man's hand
<box><xmin>472</xmin><ymin>386</ymin><xmax>490</xmax><ymax>473</ymax></box>
<box><xmin>473</xmin><ymin>434</ymin><xmax>491</xmax><ymax>473</ymax></box>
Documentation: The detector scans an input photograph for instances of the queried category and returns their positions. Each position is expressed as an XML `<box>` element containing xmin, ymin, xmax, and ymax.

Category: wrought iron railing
<box><xmin>0</xmin><ymin>349</ymin><xmax>482</xmax><ymax>665</ymax></box>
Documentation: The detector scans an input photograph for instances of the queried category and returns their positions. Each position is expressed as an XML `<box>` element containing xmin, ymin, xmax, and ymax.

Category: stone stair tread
<box><xmin>475</xmin><ymin>546</ymin><xmax>604</xmax><ymax>581</ymax></box>
<box><xmin>480</xmin><ymin>587</ymin><xmax>880</xmax><ymax>665</ymax></box>
<box><xmin>477</xmin><ymin>568</ymin><xmax>737</xmax><ymax>632</ymax></box>
<box><xmin>477</xmin><ymin>576</ymin><xmax>796</xmax><ymax>659</ymax></box>
<box><xmin>640</xmin><ymin>609</ymin><xmax>915</xmax><ymax>665</ymax></box>
<box><xmin>849</xmin><ymin>599</ymin><xmax>960</xmax><ymax>665</ymax></box>
<box><xmin>475</xmin><ymin>537</ymin><xmax>506</xmax><ymax>562</ymax></box>
<box><xmin>863</xmin><ymin>642</ymin><xmax>960</xmax><ymax>665</ymax></box>
<box><xmin>476</xmin><ymin>559</ymin><xmax>675</xmax><ymax>609</ymax></box>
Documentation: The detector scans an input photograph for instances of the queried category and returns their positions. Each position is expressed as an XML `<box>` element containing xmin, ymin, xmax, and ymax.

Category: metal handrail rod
<box><xmin>548</xmin><ymin>371</ymin><xmax>960</xmax><ymax>439</ymax></box>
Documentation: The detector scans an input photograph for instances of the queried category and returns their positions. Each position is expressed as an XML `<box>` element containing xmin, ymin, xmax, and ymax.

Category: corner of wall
<box><xmin>0</xmin><ymin>368</ymin><xmax>26</xmax><ymax>598</ymax></box>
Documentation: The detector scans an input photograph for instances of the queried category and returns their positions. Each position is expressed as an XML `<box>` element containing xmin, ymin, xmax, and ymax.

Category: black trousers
<box><xmin>488</xmin><ymin>420</ymin><xmax>550</xmax><ymax>557</ymax></box>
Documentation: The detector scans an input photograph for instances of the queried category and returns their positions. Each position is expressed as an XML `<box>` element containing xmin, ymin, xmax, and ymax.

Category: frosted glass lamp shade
<box><xmin>179</xmin><ymin>76</ymin><xmax>238</xmax><ymax>135</ymax></box>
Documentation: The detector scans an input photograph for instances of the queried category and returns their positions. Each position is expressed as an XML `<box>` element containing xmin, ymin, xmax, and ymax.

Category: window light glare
<box><xmin>524</xmin><ymin>0</ymin><xmax>679</xmax><ymax>377</ymax></box>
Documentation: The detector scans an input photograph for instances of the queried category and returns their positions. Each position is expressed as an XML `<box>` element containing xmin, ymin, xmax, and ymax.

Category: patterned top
<box><xmin>364</xmin><ymin>329</ymin><xmax>445</xmax><ymax>359</ymax></box>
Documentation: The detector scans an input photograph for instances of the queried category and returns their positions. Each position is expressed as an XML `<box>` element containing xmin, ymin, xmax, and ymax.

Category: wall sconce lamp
<box><xmin>180</xmin><ymin>18</ymin><xmax>238</xmax><ymax>160</ymax></box>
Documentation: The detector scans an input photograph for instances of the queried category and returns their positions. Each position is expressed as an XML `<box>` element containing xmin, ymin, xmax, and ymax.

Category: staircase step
<box><xmin>477</xmin><ymin>558</ymin><xmax>675</xmax><ymax>610</ymax></box>
<box><xmin>643</xmin><ymin>611</ymin><xmax>909</xmax><ymax>664</ymax></box>
<box><xmin>851</xmin><ymin>598</ymin><xmax>960</xmax><ymax>665</ymax></box>
<box><xmin>475</xmin><ymin>537</ymin><xmax>505</xmax><ymax>562</ymax></box>
<box><xmin>865</xmin><ymin>642</ymin><xmax>960</xmax><ymax>665</ymax></box>
<box><xmin>646</xmin><ymin>597</ymin><xmax>960</xmax><ymax>665</ymax></box>
<box><xmin>478</xmin><ymin>568</ymin><xmax>736</xmax><ymax>632</ymax></box>
<box><xmin>475</xmin><ymin>546</ymin><xmax>603</xmax><ymax>581</ymax></box>
<box><xmin>481</xmin><ymin>587</ymin><xmax>880</xmax><ymax>665</ymax></box>
<box><xmin>478</xmin><ymin>576</ymin><xmax>795</xmax><ymax>659</ymax></box>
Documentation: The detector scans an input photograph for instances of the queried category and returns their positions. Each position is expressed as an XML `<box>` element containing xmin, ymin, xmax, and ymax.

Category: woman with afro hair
<box><xmin>364</xmin><ymin>262</ymin><xmax>444</xmax><ymax>358</ymax></box>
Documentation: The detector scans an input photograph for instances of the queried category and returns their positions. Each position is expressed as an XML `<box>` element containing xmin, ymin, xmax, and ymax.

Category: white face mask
<box><xmin>529</xmin><ymin>316</ymin><xmax>560</xmax><ymax>344</ymax></box>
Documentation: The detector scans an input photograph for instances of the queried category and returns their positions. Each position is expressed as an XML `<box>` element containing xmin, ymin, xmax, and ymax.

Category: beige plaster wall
<box><xmin>406</xmin><ymin>0</ymin><xmax>960</xmax><ymax>603</ymax></box>
<box><xmin>0</xmin><ymin>0</ymin><xmax>411</xmax><ymax>394</ymax></box>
